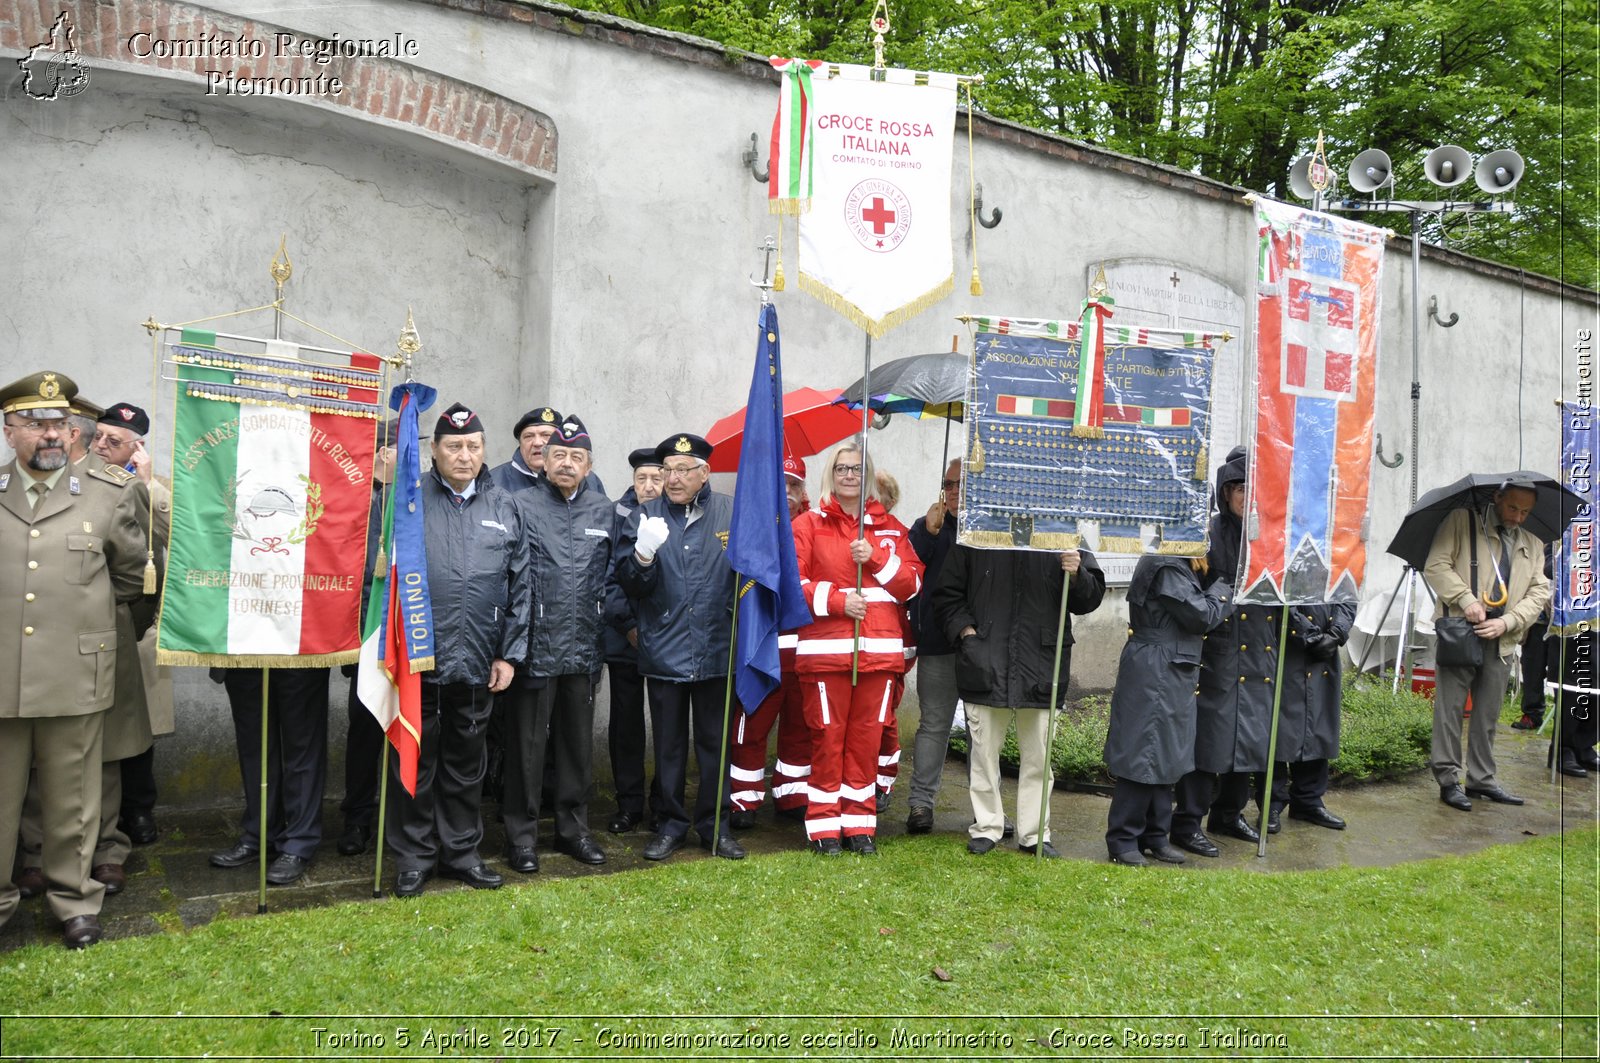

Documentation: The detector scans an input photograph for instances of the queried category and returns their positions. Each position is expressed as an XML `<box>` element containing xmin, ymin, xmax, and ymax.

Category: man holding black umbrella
<box><xmin>1423</xmin><ymin>480</ymin><xmax>1551</xmax><ymax>811</ymax></box>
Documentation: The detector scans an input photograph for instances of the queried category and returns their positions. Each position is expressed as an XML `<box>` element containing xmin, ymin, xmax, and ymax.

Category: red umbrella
<box><xmin>704</xmin><ymin>386</ymin><xmax>863</xmax><ymax>473</ymax></box>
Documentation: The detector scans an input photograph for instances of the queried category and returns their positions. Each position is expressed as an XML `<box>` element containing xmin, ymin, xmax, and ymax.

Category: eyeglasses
<box><xmin>941</xmin><ymin>479</ymin><xmax>959</xmax><ymax>490</ymax></box>
<box><xmin>833</xmin><ymin>464</ymin><xmax>864</xmax><ymax>476</ymax></box>
<box><xmin>663</xmin><ymin>463</ymin><xmax>705</xmax><ymax>478</ymax></box>
<box><xmin>4</xmin><ymin>419</ymin><xmax>71</xmax><ymax>435</ymax></box>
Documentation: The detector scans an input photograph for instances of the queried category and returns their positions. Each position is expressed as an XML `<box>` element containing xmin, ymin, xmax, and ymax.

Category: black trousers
<box><xmin>387</xmin><ymin>681</ymin><xmax>493</xmax><ymax>873</ymax></box>
<box><xmin>222</xmin><ymin>667</ymin><xmax>330</xmax><ymax>859</ymax></box>
<box><xmin>1171</xmin><ymin>769</ymin><xmax>1250</xmax><ymax>834</ymax></box>
<box><xmin>648</xmin><ymin>677</ymin><xmax>735</xmax><ymax>842</ymax></box>
<box><xmin>1255</xmin><ymin>759</ymin><xmax>1330</xmax><ymax>813</ymax></box>
<box><xmin>341</xmin><ymin>671</ymin><xmax>386</xmax><ymax>831</ymax></box>
<box><xmin>1522</xmin><ymin>620</ymin><xmax>1553</xmax><ymax>714</ymax></box>
<box><xmin>118</xmin><ymin>745</ymin><xmax>158</xmax><ymax>821</ymax></box>
<box><xmin>1106</xmin><ymin>778</ymin><xmax>1173</xmax><ymax>856</ymax></box>
<box><xmin>502</xmin><ymin>673</ymin><xmax>597</xmax><ymax>847</ymax></box>
<box><xmin>607</xmin><ymin>659</ymin><xmax>659</xmax><ymax>820</ymax></box>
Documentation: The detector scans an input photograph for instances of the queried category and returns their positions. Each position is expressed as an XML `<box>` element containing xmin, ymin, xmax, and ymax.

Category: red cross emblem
<box><xmin>844</xmin><ymin>180</ymin><xmax>912</xmax><ymax>254</ymax></box>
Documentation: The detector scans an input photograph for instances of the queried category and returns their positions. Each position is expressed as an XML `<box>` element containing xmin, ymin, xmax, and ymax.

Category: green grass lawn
<box><xmin>2</xmin><ymin>829</ymin><xmax>1595</xmax><ymax>1058</ymax></box>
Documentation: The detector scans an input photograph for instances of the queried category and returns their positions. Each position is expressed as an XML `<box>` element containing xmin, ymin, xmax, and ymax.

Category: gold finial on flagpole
<box><xmin>870</xmin><ymin>0</ymin><xmax>891</xmax><ymax>70</ymax></box>
<box><xmin>1089</xmin><ymin>263</ymin><xmax>1110</xmax><ymax>299</ymax></box>
<box><xmin>269</xmin><ymin>235</ymin><xmax>293</xmax><ymax>296</ymax></box>
<box><xmin>395</xmin><ymin>306</ymin><xmax>422</xmax><ymax>378</ymax></box>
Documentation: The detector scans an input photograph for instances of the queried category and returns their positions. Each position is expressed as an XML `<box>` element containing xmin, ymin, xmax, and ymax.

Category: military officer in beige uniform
<box><xmin>16</xmin><ymin>402</ymin><xmax>171</xmax><ymax>897</ymax></box>
<box><xmin>0</xmin><ymin>372</ymin><xmax>153</xmax><ymax>948</ymax></box>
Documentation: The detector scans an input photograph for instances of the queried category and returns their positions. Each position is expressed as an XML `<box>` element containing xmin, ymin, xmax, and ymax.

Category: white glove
<box><xmin>634</xmin><ymin>515</ymin><xmax>670</xmax><ymax>561</ymax></box>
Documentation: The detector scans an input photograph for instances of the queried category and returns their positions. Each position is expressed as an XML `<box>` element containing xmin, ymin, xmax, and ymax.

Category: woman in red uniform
<box><xmin>791</xmin><ymin>442</ymin><xmax>924</xmax><ymax>855</ymax></box>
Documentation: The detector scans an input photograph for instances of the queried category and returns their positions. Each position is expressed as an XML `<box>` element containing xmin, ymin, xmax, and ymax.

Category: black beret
<box><xmin>552</xmin><ymin>414</ymin><xmax>592</xmax><ymax>451</ymax></box>
<box><xmin>628</xmin><ymin>447</ymin><xmax>663</xmax><ymax>470</ymax></box>
<box><xmin>98</xmin><ymin>402</ymin><xmax>151</xmax><ymax>437</ymax></box>
<box><xmin>654</xmin><ymin>432</ymin><xmax>713</xmax><ymax>465</ymax></box>
<box><xmin>514</xmin><ymin>406</ymin><xmax>561</xmax><ymax>440</ymax></box>
<box><xmin>435</xmin><ymin>402</ymin><xmax>485</xmax><ymax>437</ymax></box>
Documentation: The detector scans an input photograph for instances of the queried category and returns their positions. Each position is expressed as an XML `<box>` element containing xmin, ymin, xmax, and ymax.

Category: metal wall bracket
<box><xmin>1376</xmin><ymin>433</ymin><xmax>1405</xmax><ymax>468</ymax></box>
<box><xmin>974</xmin><ymin>182</ymin><xmax>1002</xmax><ymax>228</ymax></box>
<box><xmin>743</xmin><ymin>132</ymin><xmax>769</xmax><ymax>184</ymax></box>
<box><xmin>1427</xmin><ymin>294</ymin><xmax>1459</xmax><ymax>328</ymax></box>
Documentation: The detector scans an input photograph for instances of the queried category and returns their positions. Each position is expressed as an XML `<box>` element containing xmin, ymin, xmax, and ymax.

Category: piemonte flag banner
<box><xmin>769</xmin><ymin>58</ymin><xmax>958</xmax><ymax>337</ymax></box>
<box><xmin>357</xmin><ymin>381</ymin><xmax>436</xmax><ymax>795</ymax></box>
<box><xmin>1552</xmin><ymin>400</ymin><xmax>1598</xmax><ymax>636</ymax></box>
<box><xmin>1241</xmin><ymin>199</ymin><xmax>1385</xmax><ymax>605</ymax></box>
<box><xmin>958</xmin><ymin>315</ymin><xmax>1223</xmax><ymax>555</ymax></box>
<box><xmin>157</xmin><ymin>329</ymin><xmax>383</xmax><ymax>666</ymax></box>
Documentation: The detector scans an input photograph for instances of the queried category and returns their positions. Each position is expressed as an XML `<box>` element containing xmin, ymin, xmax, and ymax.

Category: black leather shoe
<box><xmin>1558</xmin><ymin>750</ymin><xmax>1589</xmax><ymax>778</ymax></box>
<box><xmin>1018</xmin><ymin>841</ymin><xmax>1061</xmax><ymax>859</ymax></box>
<box><xmin>906</xmin><ymin>806</ymin><xmax>934</xmax><ymax>834</ymax></box>
<box><xmin>1291</xmin><ymin>805</ymin><xmax>1346</xmax><ymax>830</ymax></box>
<box><xmin>967</xmin><ymin>836</ymin><xmax>997</xmax><ymax>855</ymax></box>
<box><xmin>607</xmin><ymin>811</ymin><xmax>641</xmax><ymax>834</ymax></box>
<box><xmin>1108</xmin><ymin>849</ymin><xmax>1147</xmax><ymax>866</ymax></box>
<box><xmin>1464</xmin><ymin>785</ymin><xmax>1525</xmax><ymax>805</ymax></box>
<box><xmin>729</xmin><ymin>810</ymin><xmax>757</xmax><ymax>830</ymax></box>
<box><xmin>812</xmin><ymin>837</ymin><xmax>844</xmax><ymax>856</ymax></box>
<box><xmin>876</xmin><ymin>791</ymin><xmax>891</xmax><ymax>815</ymax></box>
<box><xmin>1171</xmin><ymin>832</ymin><xmax>1219</xmax><ymax>858</ymax></box>
<box><xmin>1510</xmin><ymin>712</ymin><xmax>1543</xmax><ymax>731</ymax></box>
<box><xmin>703</xmin><ymin>834</ymin><xmax>746</xmax><ymax>860</ymax></box>
<box><xmin>1266</xmin><ymin>808</ymin><xmax>1282</xmax><ymax>834</ymax></box>
<box><xmin>557</xmin><ymin>835</ymin><xmax>607</xmax><ymax>866</ymax></box>
<box><xmin>1002</xmin><ymin>818</ymin><xmax>1016</xmax><ymax>839</ymax></box>
<box><xmin>394</xmin><ymin>869</ymin><xmax>431</xmax><ymax>897</ymax></box>
<box><xmin>440</xmin><ymin>863</ymin><xmax>503</xmax><ymax>889</ymax></box>
<box><xmin>16</xmin><ymin>866</ymin><xmax>46</xmax><ymax>899</ymax></box>
<box><xmin>642</xmin><ymin>831</ymin><xmax>685</xmax><ymax>861</ymax></box>
<box><xmin>62</xmin><ymin>914</ymin><xmax>102</xmax><ymax>949</ymax></box>
<box><xmin>505</xmin><ymin>846</ymin><xmax>540</xmax><ymax>873</ymax></box>
<box><xmin>336</xmin><ymin>824</ymin><xmax>372</xmax><ymax>856</ymax></box>
<box><xmin>1142</xmin><ymin>844</ymin><xmax>1188</xmax><ymax>864</ymax></box>
<box><xmin>1579</xmin><ymin>748</ymin><xmax>1600</xmax><ymax>771</ymax></box>
<box><xmin>209</xmin><ymin>842</ymin><xmax>260</xmax><ymax>869</ymax></box>
<box><xmin>124</xmin><ymin>812</ymin><xmax>158</xmax><ymax>846</ymax></box>
<box><xmin>1440</xmin><ymin>785</ymin><xmax>1473</xmax><ymax>811</ymax></box>
<box><xmin>265</xmin><ymin>854</ymin><xmax>308</xmax><ymax>885</ymax></box>
<box><xmin>1208</xmin><ymin>814</ymin><xmax>1260</xmax><ymax>843</ymax></box>
<box><xmin>92</xmin><ymin>863</ymin><xmax>126</xmax><ymax>895</ymax></box>
<box><xmin>847</xmin><ymin>834</ymin><xmax>878</xmax><ymax>856</ymax></box>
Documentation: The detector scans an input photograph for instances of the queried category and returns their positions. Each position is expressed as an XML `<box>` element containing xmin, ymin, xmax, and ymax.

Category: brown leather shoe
<box><xmin>62</xmin><ymin>914</ymin><xmax>102</xmax><ymax>949</ymax></box>
<box><xmin>16</xmin><ymin>866</ymin><xmax>46</xmax><ymax>899</ymax></box>
<box><xmin>92</xmin><ymin>864</ymin><xmax>127</xmax><ymax>895</ymax></box>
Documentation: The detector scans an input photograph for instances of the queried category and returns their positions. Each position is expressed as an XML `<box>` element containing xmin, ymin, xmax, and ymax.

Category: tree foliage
<box><xmin>583</xmin><ymin>0</ymin><xmax>1595</xmax><ymax>287</ymax></box>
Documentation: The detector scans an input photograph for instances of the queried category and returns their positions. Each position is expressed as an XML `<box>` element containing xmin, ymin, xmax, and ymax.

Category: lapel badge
<box><xmin>68</xmin><ymin>476</ymin><xmax>81</xmax><ymax>495</ymax></box>
<box><xmin>83</xmin><ymin>521</ymin><xmax>94</xmax><ymax>533</ymax></box>
<box><xmin>0</xmin><ymin>473</ymin><xmax>9</xmax><ymax>491</ymax></box>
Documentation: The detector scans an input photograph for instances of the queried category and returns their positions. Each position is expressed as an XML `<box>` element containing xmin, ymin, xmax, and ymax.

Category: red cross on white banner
<box><xmin>1282</xmin><ymin>271</ymin><xmax>1359</xmax><ymax>401</ymax></box>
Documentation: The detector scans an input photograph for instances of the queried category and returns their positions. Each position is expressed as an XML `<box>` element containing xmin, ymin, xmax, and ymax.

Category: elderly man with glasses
<box><xmin>614</xmin><ymin>433</ymin><xmax>745</xmax><ymax>862</ymax></box>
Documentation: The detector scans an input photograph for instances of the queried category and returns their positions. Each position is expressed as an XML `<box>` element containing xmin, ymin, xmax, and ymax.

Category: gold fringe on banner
<box><xmin>1071</xmin><ymin>424</ymin><xmax>1105</xmax><ymax>439</ymax></box>
<box><xmin>960</xmin><ymin>529</ymin><xmax>1083</xmax><ymax>551</ymax></box>
<box><xmin>768</xmin><ymin>198</ymin><xmax>811</xmax><ymax>216</ymax></box>
<box><xmin>1098</xmin><ymin>535</ymin><xmax>1145</xmax><ymax>553</ymax></box>
<box><xmin>156</xmin><ymin>649</ymin><xmax>362</xmax><ymax>668</ymax></box>
<box><xmin>1156</xmin><ymin>540</ymin><xmax>1207</xmax><ymax>557</ymax></box>
<box><xmin>408</xmin><ymin>655</ymin><xmax>437</xmax><ymax>674</ymax></box>
<box><xmin>797</xmin><ymin>273</ymin><xmax>954</xmax><ymax>339</ymax></box>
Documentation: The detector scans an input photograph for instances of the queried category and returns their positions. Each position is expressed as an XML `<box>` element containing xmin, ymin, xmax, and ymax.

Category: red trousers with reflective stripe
<box><xmin>876</xmin><ymin>674</ymin><xmax>903</xmax><ymax>797</ymax></box>
<box><xmin>801</xmin><ymin>671</ymin><xmax>895</xmax><ymax>839</ymax></box>
<box><xmin>730</xmin><ymin>675</ymin><xmax>811</xmax><ymax>812</ymax></box>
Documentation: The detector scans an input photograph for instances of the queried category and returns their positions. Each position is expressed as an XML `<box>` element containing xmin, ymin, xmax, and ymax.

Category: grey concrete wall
<box><xmin>4</xmin><ymin>0</ymin><xmax>1595</xmax><ymax>808</ymax></box>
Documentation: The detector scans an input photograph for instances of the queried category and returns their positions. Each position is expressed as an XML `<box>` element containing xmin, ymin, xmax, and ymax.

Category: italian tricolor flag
<box><xmin>157</xmin><ymin>334</ymin><xmax>380</xmax><ymax>666</ymax></box>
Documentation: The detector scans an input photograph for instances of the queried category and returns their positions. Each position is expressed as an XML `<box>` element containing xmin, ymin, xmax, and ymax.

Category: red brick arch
<box><xmin>3</xmin><ymin>0</ymin><xmax>556</xmax><ymax>178</ymax></box>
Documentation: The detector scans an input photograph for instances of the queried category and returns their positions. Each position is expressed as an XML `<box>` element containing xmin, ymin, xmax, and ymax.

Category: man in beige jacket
<box><xmin>1</xmin><ymin>372</ymin><xmax>153</xmax><ymax>948</ymax></box>
<box><xmin>1423</xmin><ymin>482</ymin><xmax>1551</xmax><ymax>811</ymax></box>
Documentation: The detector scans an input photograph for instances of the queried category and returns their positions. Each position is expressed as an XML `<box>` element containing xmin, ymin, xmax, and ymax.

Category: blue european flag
<box><xmin>727</xmin><ymin>303</ymin><xmax>812</xmax><ymax>712</ymax></box>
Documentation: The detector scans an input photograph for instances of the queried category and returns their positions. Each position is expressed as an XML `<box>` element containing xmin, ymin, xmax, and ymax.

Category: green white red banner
<box><xmin>156</xmin><ymin>330</ymin><xmax>382</xmax><ymax>666</ymax></box>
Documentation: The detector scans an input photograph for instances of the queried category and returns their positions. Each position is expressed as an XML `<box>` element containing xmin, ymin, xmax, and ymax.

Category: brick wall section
<box><xmin>0</xmin><ymin>0</ymin><xmax>557</xmax><ymax>177</ymax></box>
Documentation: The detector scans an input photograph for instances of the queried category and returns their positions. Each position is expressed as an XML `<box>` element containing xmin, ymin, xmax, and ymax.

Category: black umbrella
<box><xmin>837</xmin><ymin>350</ymin><xmax>967</xmax><ymax>422</ymax></box>
<box><xmin>1386</xmin><ymin>471</ymin><xmax>1585</xmax><ymax>569</ymax></box>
